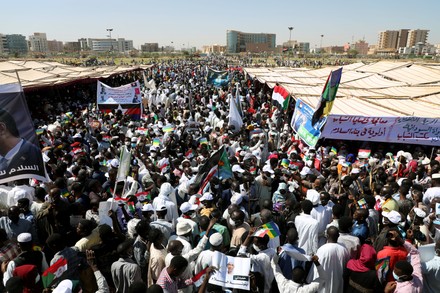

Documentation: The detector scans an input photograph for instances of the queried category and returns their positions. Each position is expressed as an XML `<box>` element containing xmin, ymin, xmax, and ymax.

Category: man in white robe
<box><xmin>295</xmin><ymin>200</ymin><xmax>319</xmax><ymax>255</ymax></box>
<box><xmin>312</xmin><ymin>226</ymin><xmax>349</xmax><ymax>293</ymax></box>
<box><xmin>152</xmin><ymin>183</ymin><xmax>178</xmax><ymax>228</ymax></box>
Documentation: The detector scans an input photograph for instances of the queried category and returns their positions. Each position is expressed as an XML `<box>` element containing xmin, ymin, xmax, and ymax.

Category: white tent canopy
<box><xmin>0</xmin><ymin>60</ymin><xmax>152</xmax><ymax>90</ymax></box>
<box><xmin>244</xmin><ymin>61</ymin><xmax>440</xmax><ymax>118</ymax></box>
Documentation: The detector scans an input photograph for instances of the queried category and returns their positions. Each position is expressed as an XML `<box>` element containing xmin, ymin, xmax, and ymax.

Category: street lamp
<box><xmin>320</xmin><ymin>34</ymin><xmax>324</xmax><ymax>52</ymax></box>
<box><xmin>106</xmin><ymin>28</ymin><xmax>113</xmax><ymax>52</ymax></box>
<box><xmin>288</xmin><ymin>27</ymin><xmax>293</xmax><ymax>62</ymax></box>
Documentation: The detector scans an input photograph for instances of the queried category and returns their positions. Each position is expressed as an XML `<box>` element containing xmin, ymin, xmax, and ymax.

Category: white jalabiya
<box><xmin>312</xmin><ymin>242</ymin><xmax>349</xmax><ymax>293</ymax></box>
<box><xmin>295</xmin><ymin>213</ymin><xmax>319</xmax><ymax>255</ymax></box>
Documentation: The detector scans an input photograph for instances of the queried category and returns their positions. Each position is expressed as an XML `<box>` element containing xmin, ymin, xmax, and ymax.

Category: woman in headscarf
<box><xmin>345</xmin><ymin>243</ymin><xmax>384</xmax><ymax>293</ymax></box>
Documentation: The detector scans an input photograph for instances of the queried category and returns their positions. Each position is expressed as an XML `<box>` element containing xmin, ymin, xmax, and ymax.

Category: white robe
<box><xmin>295</xmin><ymin>213</ymin><xmax>319</xmax><ymax>255</ymax></box>
<box><xmin>313</xmin><ymin>243</ymin><xmax>349</xmax><ymax>293</ymax></box>
<box><xmin>311</xmin><ymin>205</ymin><xmax>333</xmax><ymax>247</ymax></box>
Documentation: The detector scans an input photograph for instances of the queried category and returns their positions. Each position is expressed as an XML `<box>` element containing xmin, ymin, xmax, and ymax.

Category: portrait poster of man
<box><xmin>0</xmin><ymin>83</ymin><xmax>47</xmax><ymax>184</ymax></box>
<box><xmin>209</xmin><ymin>251</ymin><xmax>251</xmax><ymax>290</ymax></box>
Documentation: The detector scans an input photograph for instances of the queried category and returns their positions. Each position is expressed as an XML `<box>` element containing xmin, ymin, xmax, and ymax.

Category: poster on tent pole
<box><xmin>321</xmin><ymin>115</ymin><xmax>440</xmax><ymax>146</ymax></box>
<box><xmin>97</xmin><ymin>81</ymin><xmax>142</xmax><ymax>120</ymax></box>
<box><xmin>0</xmin><ymin>83</ymin><xmax>48</xmax><ymax>184</ymax></box>
<box><xmin>290</xmin><ymin>99</ymin><xmax>326</xmax><ymax>147</ymax></box>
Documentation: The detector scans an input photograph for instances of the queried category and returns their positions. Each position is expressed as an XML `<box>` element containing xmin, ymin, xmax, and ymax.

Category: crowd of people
<box><xmin>0</xmin><ymin>57</ymin><xmax>440</xmax><ymax>293</ymax></box>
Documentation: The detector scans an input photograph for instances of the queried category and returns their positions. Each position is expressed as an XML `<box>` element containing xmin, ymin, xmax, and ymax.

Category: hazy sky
<box><xmin>2</xmin><ymin>0</ymin><xmax>439</xmax><ymax>49</ymax></box>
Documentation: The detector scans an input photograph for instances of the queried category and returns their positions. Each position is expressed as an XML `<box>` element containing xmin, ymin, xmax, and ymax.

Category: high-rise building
<box><xmin>87</xmin><ymin>38</ymin><xmax>116</xmax><ymax>52</ymax></box>
<box><xmin>141</xmin><ymin>43</ymin><xmax>159</xmax><ymax>52</ymax></box>
<box><xmin>397</xmin><ymin>29</ymin><xmax>409</xmax><ymax>48</ymax></box>
<box><xmin>47</xmin><ymin>40</ymin><xmax>64</xmax><ymax>52</ymax></box>
<box><xmin>84</xmin><ymin>38</ymin><xmax>133</xmax><ymax>52</ymax></box>
<box><xmin>226</xmin><ymin>30</ymin><xmax>276</xmax><ymax>53</ymax></box>
<box><xmin>297</xmin><ymin>42</ymin><xmax>310</xmax><ymax>54</ymax></box>
<box><xmin>117</xmin><ymin>38</ymin><xmax>134</xmax><ymax>52</ymax></box>
<box><xmin>378</xmin><ymin>30</ymin><xmax>399</xmax><ymax>49</ymax></box>
<box><xmin>5</xmin><ymin>34</ymin><xmax>28</xmax><ymax>55</ymax></box>
<box><xmin>202</xmin><ymin>44</ymin><xmax>226</xmax><ymax>54</ymax></box>
<box><xmin>64</xmin><ymin>41</ymin><xmax>81</xmax><ymax>52</ymax></box>
<box><xmin>78</xmin><ymin>38</ymin><xmax>88</xmax><ymax>51</ymax></box>
<box><xmin>354</xmin><ymin>40</ymin><xmax>369</xmax><ymax>55</ymax></box>
<box><xmin>407</xmin><ymin>29</ymin><xmax>429</xmax><ymax>47</ymax></box>
<box><xmin>29</xmin><ymin>32</ymin><xmax>48</xmax><ymax>52</ymax></box>
<box><xmin>0</xmin><ymin>34</ymin><xmax>7</xmax><ymax>54</ymax></box>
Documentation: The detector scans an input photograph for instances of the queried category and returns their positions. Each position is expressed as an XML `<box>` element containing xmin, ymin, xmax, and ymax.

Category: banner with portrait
<box><xmin>97</xmin><ymin>81</ymin><xmax>142</xmax><ymax>120</ymax></box>
<box><xmin>290</xmin><ymin>99</ymin><xmax>326</xmax><ymax>147</ymax></box>
<box><xmin>0</xmin><ymin>83</ymin><xmax>47</xmax><ymax>184</ymax></box>
<box><xmin>209</xmin><ymin>251</ymin><xmax>251</xmax><ymax>290</ymax></box>
<box><xmin>97</xmin><ymin>80</ymin><xmax>142</xmax><ymax>105</ymax></box>
<box><xmin>206</xmin><ymin>67</ymin><xmax>229</xmax><ymax>87</ymax></box>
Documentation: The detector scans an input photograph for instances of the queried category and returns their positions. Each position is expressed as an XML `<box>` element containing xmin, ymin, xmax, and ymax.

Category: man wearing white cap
<box><xmin>374</xmin><ymin>210</ymin><xmax>402</xmax><ymax>252</ymax></box>
<box><xmin>164</xmin><ymin>218</ymin><xmax>217</xmax><ymax>293</ymax></box>
<box><xmin>177</xmin><ymin>202</ymin><xmax>199</xmax><ymax>239</ymax></box>
<box><xmin>423</xmin><ymin>173</ymin><xmax>440</xmax><ymax>206</ymax></box>
<box><xmin>307</xmin><ymin>190</ymin><xmax>332</xmax><ymax>247</ymax></box>
<box><xmin>3</xmin><ymin>232</ymin><xmax>48</xmax><ymax>286</ymax></box>
<box><xmin>199</xmin><ymin>193</ymin><xmax>215</xmax><ymax>218</ymax></box>
<box><xmin>141</xmin><ymin>203</ymin><xmax>155</xmax><ymax>222</ymax></box>
<box><xmin>255</xmin><ymin>166</ymin><xmax>273</xmax><ymax>210</ymax></box>
<box><xmin>194</xmin><ymin>232</ymin><xmax>223</xmax><ymax>276</ymax></box>
<box><xmin>150</xmin><ymin>205</ymin><xmax>173</xmax><ymax>245</ymax></box>
<box><xmin>349</xmin><ymin>168</ymin><xmax>364</xmax><ymax>196</ymax></box>
<box><xmin>169</xmin><ymin>222</ymin><xmax>193</xmax><ymax>255</ymax></box>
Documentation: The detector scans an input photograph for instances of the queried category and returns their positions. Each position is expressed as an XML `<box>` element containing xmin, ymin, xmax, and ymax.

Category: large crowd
<box><xmin>0</xmin><ymin>57</ymin><xmax>440</xmax><ymax>293</ymax></box>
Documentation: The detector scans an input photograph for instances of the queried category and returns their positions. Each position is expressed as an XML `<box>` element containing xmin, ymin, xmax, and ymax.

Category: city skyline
<box><xmin>2</xmin><ymin>0</ymin><xmax>440</xmax><ymax>49</ymax></box>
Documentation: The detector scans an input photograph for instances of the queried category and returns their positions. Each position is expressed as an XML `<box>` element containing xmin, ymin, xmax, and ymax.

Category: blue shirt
<box><xmin>279</xmin><ymin>243</ymin><xmax>306</xmax><ymax>279</ymax></box>
<box><xmin>352</xmin><ymin>221</ymin><xmax>369</xmax><ymax>242</ymax></box>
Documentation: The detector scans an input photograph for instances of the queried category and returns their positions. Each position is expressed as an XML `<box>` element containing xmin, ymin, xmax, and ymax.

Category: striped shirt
<box><xmin>156</xmin><ymin>267</ymin><xmax>193</xmax><ymax>293</ymax></box>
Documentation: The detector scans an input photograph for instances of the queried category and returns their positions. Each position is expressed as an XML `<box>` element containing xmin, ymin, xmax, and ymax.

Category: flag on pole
<box><xmin>192</xmin><ymin>267</ymin><xmax>208</xmax><ymax>287</ymax></box>
<box><xmin>311</xmin><ymin>68</ymin><xmax>343</xmax><ymax>125</ymax></box>
<box><xmin>358</xmin><ymin>198</ymin><xmax>368</xmax><ymax>209</ymax></box>
<box><xmin>358</xmin><ymin>149</ymin><xmax>371</xmax><ymax>158</ymax></box>
<box><xmin>261</xmin><ymin>221</ymin><xmax>281</xmax><ymax>238</ymax></box>
<box><xmin>153</xmin><ymin>138</ymin><xmax>161</xmax><ymax>147</ymax></box>
<box><xmin>193</xmin><ymin>146</ymin><xmax>232</xmax><ymax>189</ymax></box>
<box><xmin>199</xmin><ymin>137</ymin><xmax>208</xmax><ymax>145</ymax></box>
<box><xmin>163</xmin><ymin>124</ymin><xmax>175</xmax><ymax>133</ymax></box>
<box><xmin>376</xmin><ymin>256</ymin><xmax>390</xmax><ymax>284</ymax></box>
<box><xmin>228</xmin><ymin>95</ymin><xmax>243</xmax><ymax>133</ymax></box>
<box><xmin>197</xmin><ymin>165</ymin><xmax>218</xmax><ymax>194</ymax></box>
<box><xmin>42</xmin><ymin>257</ymin><xmax>68</xmax><ymax>288</ymax></box>
<box><xmin>127</xmin><ymin>202</ymin><xmax>136</xmax><ymax>213</ymax></box>
<box><xmin>185</xmin><ymin>149</ymin><xmax>195</xmax><ymax>159</ymax></box>
<box><xmin>253</xmin><ymin>229</ymin><xmax>269</xmax><ymax>238</ymax></box>
<box><xmin>272</xmin><ymin>85</ymin><xmax>290</xmax><ymax>111</ymax></box>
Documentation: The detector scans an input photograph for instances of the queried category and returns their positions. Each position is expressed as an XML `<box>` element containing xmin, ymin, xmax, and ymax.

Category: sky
<box><xmin>2</xmin><ymin>0</ymin><xmax>440</xmax><ymax>50</ymax></box>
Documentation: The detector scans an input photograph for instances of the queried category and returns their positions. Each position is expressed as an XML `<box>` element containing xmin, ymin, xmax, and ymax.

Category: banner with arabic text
<box><xmin>97</xmin><ymin>81</ymin><xmax>142</xmax><ymax>104</ymax></box>
<box><xmin>321</xmin><ymin>115</ymin><xmax>440</xmax><ymax>146</ymax></box>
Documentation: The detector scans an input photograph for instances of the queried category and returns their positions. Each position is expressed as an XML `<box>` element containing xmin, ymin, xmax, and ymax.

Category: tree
<box><xmin>347</xmin><ymin>49</ymin><xmax>358</xmax><ymax>58</ymax></box>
